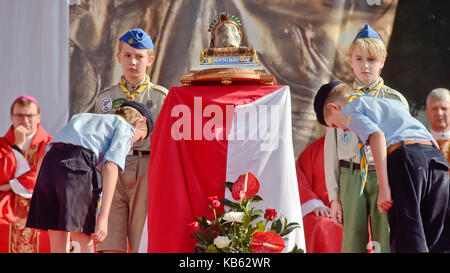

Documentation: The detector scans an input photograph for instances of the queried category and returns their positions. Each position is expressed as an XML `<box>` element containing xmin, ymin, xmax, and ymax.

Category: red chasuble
<box><xmin>296</xmin><ymin>136</ymin><xmax>343</xmax><ymax>253</ymax></box>
<box><xmin>0</xmin><ymin>124</ymin><xmax>52</xmax><ymax>253</ymax></box>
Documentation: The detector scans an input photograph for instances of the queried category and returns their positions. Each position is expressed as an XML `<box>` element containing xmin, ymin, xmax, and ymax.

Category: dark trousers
<box><xmin>387</xmin><ymin>142</ymin><xmax>450</xmax><ymax>253</ymax></box>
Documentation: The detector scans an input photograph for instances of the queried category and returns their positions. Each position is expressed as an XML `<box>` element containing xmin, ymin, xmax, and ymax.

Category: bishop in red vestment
<box><xmin>0</xmin><ymin>96</ymin><xmax>52</xmax><ymax>253</ymax></box>
<box><xmin>296</xmin><ymin>136</ymin><xmax>343</xmax><ymax>253</ymax></box>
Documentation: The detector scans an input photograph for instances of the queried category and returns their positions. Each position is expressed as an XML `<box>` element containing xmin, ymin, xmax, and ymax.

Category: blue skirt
<box><xmin>26</xmin><ymin>143</ymin><xmax>101</xmax><ymax>235</ymax></box>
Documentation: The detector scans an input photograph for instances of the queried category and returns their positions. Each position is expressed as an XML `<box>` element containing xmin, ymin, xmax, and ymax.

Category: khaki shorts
<box><xmin>96</xmin><ymin>153</ymin><xmax>149</xmax><ymax>252</ymax></box>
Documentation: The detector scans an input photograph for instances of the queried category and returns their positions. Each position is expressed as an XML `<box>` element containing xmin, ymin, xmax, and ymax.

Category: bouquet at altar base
<box><xmin>189</xmin><ymin>172</ymin><xmax>304</xmax><ymax>253</ymax></box>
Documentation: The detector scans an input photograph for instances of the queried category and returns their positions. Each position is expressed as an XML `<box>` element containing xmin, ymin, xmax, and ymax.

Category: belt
<box><xmin>387</xmin><ymin>140</ymin><xmax>433</xmax><ymax>155</ymax></box>
<box><xmin>131</xmin><ymin>150</ymin><xmax>150</xmax><ymax>156</ymax></box>
<box><xmin>52</xmin><ymin>143</ymin><xmax>94</xmax><ymax>156</ymax></box>
<box><xmin>339</xmin><ymin>160</ymin><xmax>376</xmax><ymax>171</ymax></box>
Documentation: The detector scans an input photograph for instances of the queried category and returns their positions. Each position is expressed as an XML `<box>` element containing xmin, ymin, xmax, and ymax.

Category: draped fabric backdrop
<box><xmin>69</xmin><ymin>0</ymin><xmax>398</xmax><ymax>157</ymax></box>
<box><xmin>0</xmin><ymin>0</ymin><xmax>69</xmax><ymax>136</ymax></box>
<box><xmin>0</xmin><ymin>0</ymin><xmax>399</xmax><ymax>155</ymax></box>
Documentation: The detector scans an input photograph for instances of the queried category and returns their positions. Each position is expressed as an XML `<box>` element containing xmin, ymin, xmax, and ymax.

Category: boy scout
<box><xmin>323</xmin><ymin>24</ymin><xmax>409</xmax><ymax>253</ymax></box>
<box><xmin>314</xmin><ymin>81</ymin><xmax>450</xmax><ymax>253</ymax></box>
<box><xmin>94</xmin><ymin>28</ymin><xmax>167</xmax><ymax>253</ymax></box>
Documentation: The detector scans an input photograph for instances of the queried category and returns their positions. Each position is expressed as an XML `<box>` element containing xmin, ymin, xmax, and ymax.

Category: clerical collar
<box><xmin>430</xmin><ymin>129</ymin><xmax>450</xmax><ymax>140</ymax></box>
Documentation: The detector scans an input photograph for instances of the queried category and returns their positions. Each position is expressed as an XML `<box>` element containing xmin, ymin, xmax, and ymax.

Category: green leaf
<box><xmin>243</xmin><ymin>214</ymin><xmax>251</xmax><ymax>229</ymax></box>
<box><xmin>256</xmin><ymin>221</ymin><xmax>266</xmax><ymax>232</ymax></box>
<box><xmin>203</xmin><ymin>229</ymin><xmax>215</xmax><ymax>242</ymax></box>
<box><xmin>219</xmin><ymin>198</ymin><xmax>241</xmax><ymax>210</ymax></box>
<box><xmin>253</xmin><ymin>209</ymin><xmax>264</xmax><ymax>215</ymax></box>
<box><xmin>286</xmin><ymin>222</ymin><xmax>300</xmax><ymax>228</ymax></box>
<box><xmin>197</xmin><ymin>216</ymin><xmax>210</xmax><ymax>229</ymax></box>
<box><xmin>250</xmin><ymin>214</ymin><xmax>260</xmax><ymax>222</ymax></box>
<box><xmin>250</xmin><ymin>195</ymin><xmax>263</xmax><ymax>202</ymax></box>
<box><xmin>193</xmin><ymin>231</ymin><xmax>209</xmax><ymax>244</ymax></box>
<box><xmin>270</xmin><ymin>219</ymin><xmax>276</xmax><ymax>231</ymax></box>
<box><xmin>206</xmin><ymin>245</ymin><xmax>218</xmax><ymax>253</ymax></box>
<box><xmin>275</xmin><ymin>219</ymin><xmax>283</xmax><ymax>234</ymax></box>
<box><xmin>279</xmin><ymin>226</ymin><xmax>299</xmax><ymax>237</ymax></box>
<box><xmin>244</xmin><ymin>227</ymin><xmax>258</xmax><ymax>242</ymax></box>
<box><xmin>195</xmin><ymin>242</ymin><xmax>207</xmax><ymax>250</ymax></box>
<box><xmin>223</xmin><ymin>182</ymin><xmax>234</xmax><ymax>192</ymax></box>
<box><xmin>288</xmin><ymin>244</ymin><xmax>305</xmax><ymax>253</ymax></box>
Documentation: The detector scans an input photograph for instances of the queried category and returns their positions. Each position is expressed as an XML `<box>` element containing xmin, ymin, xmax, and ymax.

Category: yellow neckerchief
<box><xmin>119</xmin><ymin>74</ymin><xmax>150</xmax><ymax>101</ymax></box>
<box><xmin>345</xmin><ymin>79</ymin><xmax>383</xmax><ymax>196</ymax></box>
<box><xmin>352</xmin><ymin>77</ymin><xmax>384</xmax><ymax>97</ymax></box>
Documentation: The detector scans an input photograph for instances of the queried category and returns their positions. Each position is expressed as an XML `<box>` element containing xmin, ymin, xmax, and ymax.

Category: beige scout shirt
<box><xmin>94</xmin><ymin>77</ymin><xmax>168</xmax><ymax>152</ymax></box>
<box><xmin>324</xmin><ymin>79</ymin><xmax>410</xmax><ymax>201</ymax></box>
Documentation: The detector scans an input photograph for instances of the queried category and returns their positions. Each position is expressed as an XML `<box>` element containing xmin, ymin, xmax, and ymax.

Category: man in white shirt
<box><xmin>426</xmin><ymin>88</ymin><xmax>450</xmax><ymax>164</ymax></box>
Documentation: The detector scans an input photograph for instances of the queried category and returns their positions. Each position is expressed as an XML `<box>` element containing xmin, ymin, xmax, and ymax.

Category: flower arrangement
<box><xmin>189</xmin><ymin>172</ymin><xmax>303</xmax><ymax>253</ymax></box>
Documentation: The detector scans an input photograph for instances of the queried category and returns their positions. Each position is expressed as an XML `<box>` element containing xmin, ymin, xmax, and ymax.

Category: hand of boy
<box><xmin>91</xmin><ymin>215</ymin><xmax>108</xmax><ymax>243</ymax></box>
<box><xmin>377</xmin><ymin>186</ymin><xmax>393</xmax><ymax>214</ymax></box>
<box><xmin>330</xmin><ymin>200</ymin><xmax>343</xmax><ymax>228</ymax></box>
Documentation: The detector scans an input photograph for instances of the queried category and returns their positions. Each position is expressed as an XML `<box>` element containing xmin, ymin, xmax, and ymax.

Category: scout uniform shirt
<box><xmin>324</xmin><ymin>78</ymin><xmax>410</xmax><ymax>201</ymax></box>
<box><xmin>94</xmin><ymin>75</ymin><xmax>168</xmax><ymax>152</ymax></box>
<box><xmin>48</xmin><ymin>113</ymin><xmax>135</xmax><ymax>171</ymax></box>
<box><xmin>341</xmin><ymin>97</ymin><xmax>432</xmax><ymax>147</ymax></box>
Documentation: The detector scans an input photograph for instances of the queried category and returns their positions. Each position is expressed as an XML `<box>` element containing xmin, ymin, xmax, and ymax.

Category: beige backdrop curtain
<box><xmin>69</xmin><ymin>0</ymin><xmax>398</xmax><ymax>156</ymax></box>
<box><xmin>0</xmin><ymin>0</ymin><xmax>69</xmax><ymax>136</ymax></box>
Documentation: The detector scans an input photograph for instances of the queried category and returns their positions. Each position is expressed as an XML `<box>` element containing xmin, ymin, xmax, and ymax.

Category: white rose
<box><xmin>223</xmin><ymin>211</ymin><xmax>244</xmax><ymax>223</ymax></box>
<box><xmin>214</xmin><ymin>236</ymin><xmax>231</xmax><ymax>249</ymax></box>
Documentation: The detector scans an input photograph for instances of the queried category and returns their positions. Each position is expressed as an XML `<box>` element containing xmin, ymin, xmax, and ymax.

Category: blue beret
<box><xmin>313</xmin><ymin>81</ymin><xmax>343</xmax><ymax>126</ymax></box>
<box><xmin>119</xmin><ymin>28</ymin><xmax>154</xmax><ymax>49</ymax></box>
<box><xmin>354</xmin><ymin>24</ymin><xmax>382</xmax><ymax>41</ymax></box>
<box><xmin>120</xmin><ymin>101</ymin><xmax>154</xmax><ymax>138</ymax></box>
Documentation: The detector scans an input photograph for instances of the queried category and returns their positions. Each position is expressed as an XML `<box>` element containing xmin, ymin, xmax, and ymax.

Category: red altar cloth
<box><xmin>145</xmin><ymin>85</ymin><xmax>304</xmax><ymax>252</ymax></box>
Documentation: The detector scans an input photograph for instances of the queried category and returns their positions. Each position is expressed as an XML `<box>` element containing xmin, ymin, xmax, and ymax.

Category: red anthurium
<box><xmin>250</xmin><ymin>231</ymin><xmax>285</xmax><ymax>253</ymax></box>
<box><xmin>208</xmin><ymin>195</ymin><xmax>221</xmax><ymax>208</ymax></box>
<box><xmin>231</xmin><ymin>172</ymin><xmax>260</xmax><ymax>200</ymax></box>
<box><xmin>264</xmin><ymin>208</ymin><xmax>277</xmax><ymax>221</ymax></box>
<box><xmin>187</xmin><ymin>221</ymin><xmax>200</xmax><ymax>234</ymax></box>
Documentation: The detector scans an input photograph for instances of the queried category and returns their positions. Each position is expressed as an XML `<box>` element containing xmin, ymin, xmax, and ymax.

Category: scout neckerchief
<box><xmin>352</xmin><ymin>77</ymin><xmax>384</xmax><ymax>97</ymax></box>
<box><xmin>345</xmin><ymin>77</ymin><xmax>384</xmax><ymax>196</ymax></box>
<box><xmin>119</xmin><ymin>74</ymin><xmax>150</xmax><ymax>101</ymax></box>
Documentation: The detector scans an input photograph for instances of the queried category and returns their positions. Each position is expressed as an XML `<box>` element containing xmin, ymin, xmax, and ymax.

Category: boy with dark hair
<box><xmin>26</xmin><ymin>101</ymin><xmax>153</xmax><ymax>253</ymax></box>
<box><xmin>314</xmin><ymin>81</ymin><xmax>450</xmax><ymax>253</ymax></box>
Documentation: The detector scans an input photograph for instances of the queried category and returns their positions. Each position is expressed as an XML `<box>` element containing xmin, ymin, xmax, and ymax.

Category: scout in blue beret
<box><xmin>93</xmin><ymin>27</ymin><xmax>168</xmax><ymax>253</ymax></box>
<box><xmin>115</xmin><ymin>28</ymin><xmax>157</xmax><ymax>100</ymax></box>
<box><xmin>119</xmin><ymin>28</ymin><xmax>154</xmax><ymax>49</ymax></box>
<box><xmin>353</xmin><ymin>24</ymin><xmax>382</xmax><ymax>41</ymax></box>
<box><xmin>321</xmin><ymin>24</ymin><xmax>410</xmax><ymax>253</ymax></box>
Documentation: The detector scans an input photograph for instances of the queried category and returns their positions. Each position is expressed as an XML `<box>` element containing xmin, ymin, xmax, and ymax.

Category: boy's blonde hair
<box><xmin>118</xmin><ymin>41</ymin><xmax>154</xmax><ymax>57</ymax></box>
<box><xmin>116</xmin><ymin>106</ymin><xmax>147</xmax><ymax>132</ymax></box>
<box><xmin>349</xmin><ymin>38</ymin><xmax>387</xmax><ymax>60</ymax></box>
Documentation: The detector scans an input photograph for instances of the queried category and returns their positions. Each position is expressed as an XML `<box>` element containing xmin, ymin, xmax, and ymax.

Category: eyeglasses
<box><xmin>12</xmin><ymin>113</ymin><xmax>39</xmax><ymax>119</ymax></box>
